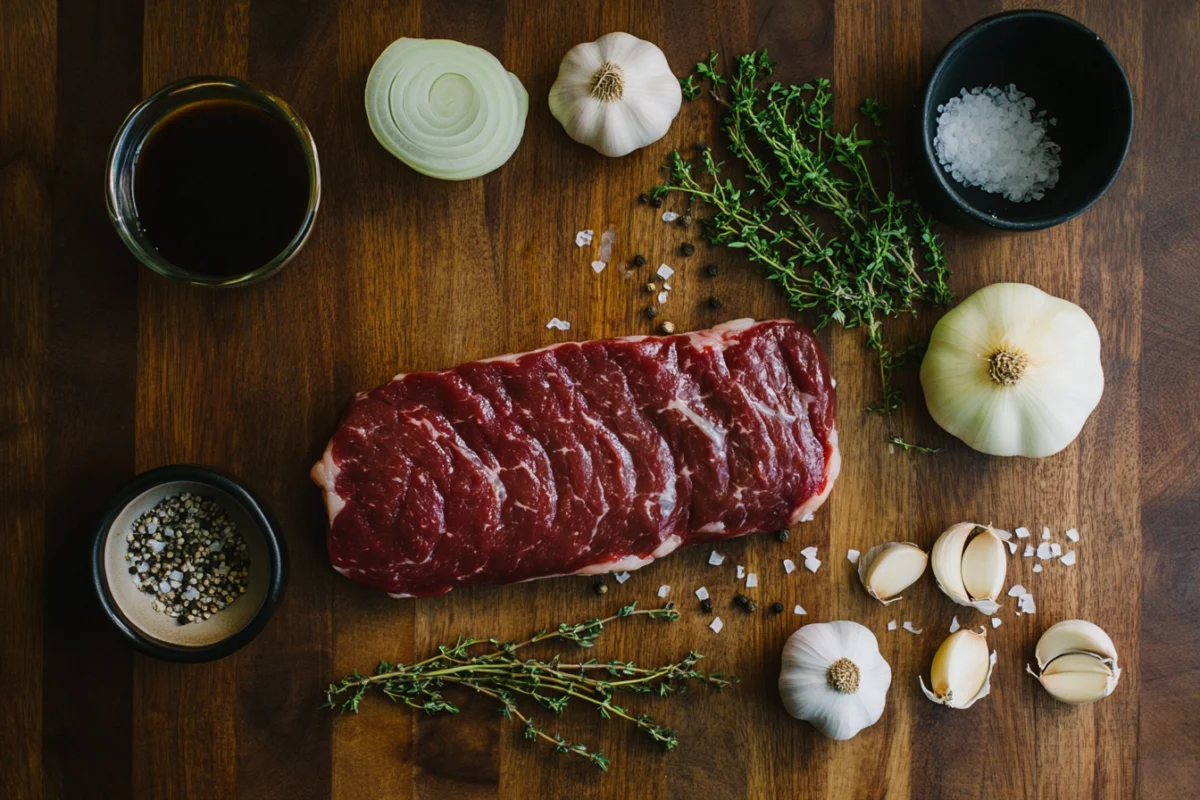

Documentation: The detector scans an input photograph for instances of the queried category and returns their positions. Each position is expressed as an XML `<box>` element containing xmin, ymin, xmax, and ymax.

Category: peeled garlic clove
<box><xmin>1041</xmin><ymin>652</ymin><xmax>1114</xmax><ymax>677</ymax></box>
<box><xmin>1032</xmin><ymin>653</ymin><xmax>1118</xmax><ymax>704</ymax></box>
<box><xmin>920</xmin><ymin>627</ymin><xmax>996</xmax><ymax>709</ymax></box>
<box><xmin>1034</xmin><ymin>619</ymin><xmax>1120</xmax><ymax>670</ymax></box>
<box><xmin>960</xmin><ymin>527</ymin><xmax>1007</xmax><ymax>602</ymax></box>
<box><xmin>931</xmin><ymin>523</ymin><xmax>1007</xmax><ymax>614</ymax></box>
<box><xmin>857</xmin><ymin>542</ymin><xmax>928</xmax><ymax>604</ymax></box>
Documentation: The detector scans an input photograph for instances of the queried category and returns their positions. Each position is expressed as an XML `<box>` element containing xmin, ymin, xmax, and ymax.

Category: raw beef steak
<box><xmin>312</xmin><ymin>318</ymin><xmax>839</xmax><ymax>597</ymax></box>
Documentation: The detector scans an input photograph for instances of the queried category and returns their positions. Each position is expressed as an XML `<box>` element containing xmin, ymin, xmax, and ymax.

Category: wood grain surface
<box><xmin>2</xmin><ymin>0</ymin><xmax>1197</xmax><ymax>798</ymax></box>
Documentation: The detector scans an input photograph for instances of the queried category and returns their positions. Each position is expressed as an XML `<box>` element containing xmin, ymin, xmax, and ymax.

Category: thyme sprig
<box><xmin>654</xmin><ymin>51</ymin><xmax>951</xmax><ymax>430</ymax></box>
<box><xmin>322</xmin><ymin>602</ymin><xmax>735</xmax><ymax>772</ymax></box>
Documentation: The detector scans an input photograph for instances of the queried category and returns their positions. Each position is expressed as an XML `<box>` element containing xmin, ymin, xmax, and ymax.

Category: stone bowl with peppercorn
<box><xmin>91</xmin><ymin>465</ymin><xmax>286</xmax><ymax>662</ymax></box>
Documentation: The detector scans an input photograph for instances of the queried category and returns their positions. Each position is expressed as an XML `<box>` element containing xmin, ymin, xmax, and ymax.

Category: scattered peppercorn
<box><xmin>679</xmin><ymin>214</ymin><xmax>693</xmax><ymax>228</ymax></box>
<box><xmin>695</xmin><ymin>142</ymin><xmax>709</xmax><ymax>153</ymax></box>
<box><xmin>632</xmin><ymin>254</ymin><xmax>646</xmax><ymax>267</ymax></box>
<box><xmin>777</xmin><ymin>528</ymin><xmax>791</xmax><ymax>542</ymax></box>
<box><xmin>638</xmin><ymin>193</ymin><xmax>651</xmax><ymax>204</ymax></box>
<box><xmin>594</xmin><ymin>581</ymin><xmax>608</xmax><ymax>595</ymax></box>
<box><xmin>745</xmin><ymin>599</ymin><xmax>758</xmax><ymax>613</ymax></box>
<box><xmin>680</xmin><ymin>242</ymin><xmax>696</xmax><ymax>257</ymax></box>
<box><xmin>645</xmin><ymin>306</ymin><xmax>659</xmax><ymax>320</ymax></box>
<box><xmin>770</xmin><ymin>602</ymin><xmax>785</xmax><ymax>614</ymax></box>
<box><xmin>733</xmin><ymin>594</ymin><xmax>749</xmax><ymax>607</ymax></box>
<box><xmin>700</xmin><ymin>597</ymin><xmax>714</xmax><ymax>613</ymax></box>
<box><xmin>708</xmin><ymin>296</ymin><xmax>723</xmax><ymax>310</ymax></box>
<box><xmin>703</xmin><ymin>264</ymin><xmax>719</xmax><ymax>277</ymax></box>
<box><xmin>659</xmin><ymin>321</ymin><xmax>676</xmax><ymax>335</ymax></box>
<box><xmin>650</xmin><ymin>196</ymin><xmax>663</xmax><ymax>208</ymax></box>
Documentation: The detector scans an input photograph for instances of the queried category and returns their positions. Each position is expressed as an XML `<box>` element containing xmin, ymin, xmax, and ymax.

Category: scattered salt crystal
<box><xmin>746</xmin><ymin>572</ymin><xmax>758</xmax><ymax>588</ymax></box>
<box><xmin>150</xmin><ymin>540</ymin><xmax>166</xmax><ymax>553</ymax></box>
<box><xmin>663</xmin><ymin>283</ymin><xmax>672</xmax><ymax>290</ymax></box>
<box><xmin>800</xmin><ymin>546</ymin><xmax>818</xmax><ymax>560</ymax></box>
<box><xmin>799</xmin><ymin>512</ymin><xmax>815</xmax><ymax>523</ymax></box>
<box><xmin>1019</xmin><ymin>593</ymin><xmax>1037</xmax><ymax>614</ymax></box>
<box><xmin>657</xmin><ymin>584</ymin><xmax>671</xmax><ymax>598</ymax></box>
<box><xmin>1037</xmin><ymin>543</ymin><xmax>1054</xmax><ymax>560</ymax></box>
<box><xmin>1023</xmin><ymin>545</ymin><xmax>1035</xmax><ymax>557</ymax></box>
<box><xmin>1007</xmin><ymin>541</ymin><xmax>1018</xmax><ymax>555</ymax></box>
<box><xmin>546</xmin><ymin>317</ymin><xmax>571</xmax><ymax>331</ymax></box>
<box><xmin>1015</xmin><ymin>526</ymin><xmax>1030</xmax><ymax>539</ymax></box>
<box><xmin>783</xmin><ymin>559</ymin><xmax>796</xmax><ymax>574</ymax></box>
<box><xmin>169</xmin><ymin>570</ymin><xmax>184</xmax><ymax>581</ymax></box>
<box><xmin>831</xmin><ymin>378</ymin><xmax>837</xmax><ymax>388</ymax></box>
<box><xmin>695</xmin><ymin>586</ymin><xmax>709</xmax><ymax>600</ymax></box>
<box><xmin>1066</xmin><ymin>528</ymin><xmax>1080</xmax><ymax>542</ymax></box>
<box><xmin>847</xmin><ymin>549</ymin><xmax>861</xmax><ymax>564</ymax></box>
<box><xmin>1042</xmin><ymin>527</ymin><xmax>1051</xmax><ymax>540</ymax></box>
<box><xmin>590</xmin><ymin>260</ymin><xmax>607</xmax><ymax>274</ymax></box>
<box><xmin>575</xmin><ymin>229</ymin><xmax>594</xmax><ymax>247</ymax></box>
<box><xmin>137</xmin><ymin>562</ymin><xmax>149</xmax><ymax>573</ymax></box>
<box><xmin>656</xmin><ymin>264</ymin><xmax>674</xmax><ymax>280</ymax></box>
<box><xmin>804</xmin><ymin>557</ymin><xmax>821</xmax><ymax>573</ymax></box>
<box><xmin>146</xmin><ymin>521</ymin><xmax>159</xmax><ymax>534</ymax></box>
<box><xmin>949</xmin><ymin>616</ymin><xmax>961</xmax><ymax>633</ymax></box>
<box><xmin>887</xmin><ymin>620</ymin><xmax>898</xmax><ymax>631</ymax></box>
<box><xmin>1008</xmin><ymin>584</ymin><xmax>1027</xmax><ymax>597</ymax></box>
<box><xmin>657</xmin><ymin>291</ymin><xmax>669</xmax><ymax>305</ymax></box>
<box><xmin>158</xmin><ymin>580</ymin><xmax>171</xmax><ymax>594</ymax></box>
<box><xmin>736</xmin><ymin>565</ymin><xmax>745</xmax><ymax>579</ymax></box>
<box><xmin>794</xmin><ymin>605</ymin><xmax>807</xmax><ymax>616</ymax></box>
<box><xmin>902</xmin><ymin>621</ymin><xmax>922</xmax><ymax>635</ymax></box>
<box><xmin>1032</xmin><ymin>563</ymin><xmax>1043</xmax><ymax>573</ymax></box>
<box><xmin>662</xmin><ymin>211</ymin><xmax>680</xmax><ymax>223</ymax></box>
<box><xmin>710</xmin><ymin>616</ymin><xmax>724</xmax><ymax>634</ymax></box>
<box><xmin>209</xmin><ymin>540</ymin><xmax>222</xmax><ymax>552</ymax></box>
<box><xmin>183</xmin><ymin>586</ymin><xmax>201</xmax><ymax>601</ymax></box>
<box><xmin>992</xmin><ymin>617</ymin><xmax>1002</xmax><ymax>629</ymax></box>
<box><xmin>614</xmin><ymin>571</ymin><xmax>631</xmax><ymax>584</ymax></box>
<box><xmin>708</xmin><ymin>550</ymin><xmax>725</xmax><ymax>566</ymax></box>
<box><xmin>1050</xmin><ymin>542</ymin><xmax>1062</xmax><ymax>557</ymax></box>
<box><xmin>1061</xmin><ymin>550</ymin><xmax>1077</xmax><ymax>566</ymax></box>
<box><xmin>598</xmin><ymin>225</ymin><xmax>616</xmax><ymax>262</ymax></box>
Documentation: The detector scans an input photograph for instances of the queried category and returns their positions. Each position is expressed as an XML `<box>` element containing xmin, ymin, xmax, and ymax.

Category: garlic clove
<box><xmin>931</xmin><ymin>523</ymin><xmax>1008</xmax><ymax>614</ymax></box>
<box><xmin>960</xmin><ymin>527</ymin><xmax>1007</xmax><ymax>602</ymax></box>
<box><xmin>1034</xmin><ymin>619</ymin><xmax>1120</xmax><ymax>670</ymax></box>
<box><xmin>1033</xmin><ymin>652</ymin><xmax>1119</xmax><ymax>705</ymax></box>
<box><xmin>931</xmin><ymin>522</ymin><xmax>974</xmax><ymax>603</ymax></box>
<box><xmin>857</xmin><ymin>542</ymin><xmax>928</xmax><ymax>604</ymax></box>
<box><xmin>1041</xmin><ymin>652</ymin><xmax>1114</xmax><ymax>677</ymax></box>
<box><xmin>920</xmin><ymin>627</ymin><xmax>995</xmax><ymax>709</ymax></box>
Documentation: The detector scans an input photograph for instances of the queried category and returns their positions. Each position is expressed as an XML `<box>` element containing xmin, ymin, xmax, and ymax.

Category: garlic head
<box><xmin>931</xmin><ymin>523</ymin><xmax>1010</xmax><ymax>614</ymax></box>
<box><xmin>920</xmin><ymin>282</ymin><xmax>1104</xmax><ymax>458</ymax></box>
<box><xmin>548</xmin><ymin>32</ymin><xmax>682</xmax><ymax>157</ymax></box>
<box><xmin>857</xmin><ymin>542</ymin><xmax>928</xmax><ymax>604</ymax></box>
<box><xmin>920</xmin><ymin>627</ymin><xmax>996</xmax><ymax>709</ymax></box>
<box><xmin>1027</xmin><ymin>619</ymin><xmax>1121</xmax><ymax>704</ymax></box>
<box><xmin>778</xmin><ymin>621</ymin><xmax>892</xmax><ymax>740</ymax></box>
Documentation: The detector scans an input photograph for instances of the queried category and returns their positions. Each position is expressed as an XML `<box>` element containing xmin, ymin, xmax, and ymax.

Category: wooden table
<box><xmin>3</xmin><ymin>0</ymin><xmax>1197</xmax><ymax>797</ymax></box>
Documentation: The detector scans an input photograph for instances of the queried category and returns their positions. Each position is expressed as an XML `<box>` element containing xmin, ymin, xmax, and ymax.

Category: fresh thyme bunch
<box><xmin>666</xmin><ymin>52</ymin><xmax>951</xmax><ymax>423</ymax></box>
<box><xmin>322</xmin><ymin>602</ymin><xmax>735</xmax><ymax>772</ymax></box>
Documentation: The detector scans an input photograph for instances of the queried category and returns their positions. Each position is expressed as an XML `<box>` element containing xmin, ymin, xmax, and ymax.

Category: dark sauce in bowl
<box><xmin>133</xmin><ymin>99</ymin><xmax>311</xmax><ymax>276</ymax></box>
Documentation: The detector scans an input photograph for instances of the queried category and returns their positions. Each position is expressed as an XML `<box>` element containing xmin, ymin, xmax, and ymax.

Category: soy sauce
<box><xmin>133</xmin><ymin>99</ymin><xmax>311</xmax><ymax>276</ymax></box>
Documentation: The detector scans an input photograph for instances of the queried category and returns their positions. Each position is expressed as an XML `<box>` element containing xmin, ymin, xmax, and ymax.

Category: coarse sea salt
<box><xmin>591</xmin><ymin>260</ymin><xmax>607</xmax><ymax>274</ymax></box>
<box><xmin>1019</xmin><ymin>593</ymin><xmax>1037</xmax><ymax>614</ymax></box>
<box><xmin>887</xmin><ymin>620</ymin><xmax>898</xmax><ymax>631</ymax></box>
<box><xmin>598</xmin><ymin>225</ymin><xmax>616</xmax><ymax>262</ymax></box>
<box><xmin>746</xmin><ymin>572</ymin><xmax>758</xmax><ymax>588</ymax></box>
<box><xmin>800</xmin><ymin>546</ymin><xmax>818</xmax><ymax>560</ymax></box>
<box><xmin>794</xmin><ymin>604</ymin><xmax>807</xmax><ymax>616</ymax></box>
<box><xmin>657</xmin><ymin>291</ymin><xmax>669</xmax><ymax>305</ymax></box>
<box><xmin>695</xmin><ymin>586</ymin><xmax>709</xmax><ymax>600</ymax></box>
<box><xmin>847</xmin><ymin>549</ymin><xmax>861</xmax><ymax>564</ymax></box>
<box><xmin>1050</xmin><ymin>542</ymin><xmax>1062</xmax><ymax>557</ymax></box>
<box><xmin>992</xmin><ymin>617</ymin><xmax>1003</xmax><ymax>629</ymax></box>
<box><xmin>1042</xmin><ymin>527</ymin><xmax>1051</xmax><ymax>540</ymax></box>
<box><xmin>657</xmin><ymin>584</ymin><xmax>671</xmax><ymax>598</ymax></box>
<box><xmin>1037</xmin><ymin>543</ymin><xmax>1054</xmax><ymax>560</ymax></box>
<box><xmin>783</xmin><ymin>558</ymin><xmax>796</xmax><ymax>574</ymax></box>
<box><xmin>1061</xmin><ymin>550</ymin><xmax>1077</xmax><ymax>566</ymax></box>
<box><xmin>1032</xmin><ymin>563</ymin><xmax>1043</xmax><ymax>573</ymax></box>
<box><xmin>902</xmin><ymin>621</ymin><xmax>922</xmax><ymax>635</ymax></box>
<box><xmin>804</xmin><ymin>557</ymin><xmax>821</xmax><ymax>573</ymax></box>
<box><xmin>662</xmin><ymin>211</ymin><xmax>680</xmax><ymax>223</ymax></box>
<box><xmin>949</xmin><ymin>616</ymin><xmax>961</xmax><ymax>633</ymax></box>
<box><xmin>1015</xmin><ymin>526</ymin><xmax>1030</xmax><ymax>539</ymax></box>
<box><xmin>656</xmin><ymin>263</ymin><xmax>674</xmax><ymax>280</ymax></box>
<box><xmin>1024</xmin><ymin>545</ymin><xmax>1036</xmax><ymax>557</ymax></box>
<box><xmin>1066</xmin><ymin>528</ymin><xmax>1080</xmax><ymax>542</ymax></box>
<box><xmin>708</xmin><ymin>550</ymin><xmax>725</xmax><ymax>566</ymax></box>
<box><xmin>546</xmin><ymin>317</ymin><xmax>571</xmax><ymax>331</ymax></box>
<box><xmin>933</xmin><ymin>84</ymin><xmax>1061</xmax><ymax>203</ymax></box>
<box><xmin>575</xmin><ymin>229</ymin><xmax>594</xmax><ymax>247</ymax></box>
<box><xmin>710</xmin><ymin>616</ymin><xmax>724</xmax><ymax>633</ymax></box>
<box><xmin>614</xmin><ymin>571</ymin><xmax>631</xmax><ymax>584</ymax></box>
<box><xmin>736</xmin><ymin>564</ymin><xmax>745</xmax><ymax>579</ymax></box>
<box><xmin>1007</xmin><ymin>541</ymin><xmax>1018</xmax><ymax>555</ymax></box>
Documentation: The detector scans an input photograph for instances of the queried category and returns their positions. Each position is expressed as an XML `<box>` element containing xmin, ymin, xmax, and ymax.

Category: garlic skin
<box><xmin>920</xmin><ymin>282</ymin><xmax>1104</xmax><ymax>458</ymax></box>
<box><xmin>779</xmin><ymin>621</ymin><xmax>892</xmax><ymax>740</ymax></box>
<box><xmin>856</xmin><ymin>542</ymin><xmax>928</xmax><ymax>605</ymax></box>
<box><xmin>931</xmin><ymin>523</ymin><xmax>1010</xmax><ymax>615</ymax></box>
<box><xmin>920</xmin><ymin>627</ymin><xmax>996</xmax><ymax>709</ymax></box>
<box><xmin>1027</xmin><ymin>620</ymin><xmax>1121</xmax><ymax>704</ymax></box>
<box><xmin>548</xmin><ymin>32</ymin><xmax>682</xmax><ymax>157</ymax></box>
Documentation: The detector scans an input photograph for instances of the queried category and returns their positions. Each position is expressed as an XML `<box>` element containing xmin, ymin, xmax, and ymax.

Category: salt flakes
<box><xmin>746</xmin><ymin>572</ymin><xmax>758</xmax><ymax>588</ymax></box>
<box><xmin>949</xmin><ymin>616</ymin><xmax>961</xmax><ymax>633</ymax></box>
<box><xmin>1042</xmin><ymin>527</ymin><xmax>1051</xmax><ymax>540</ymax></box>
<box><xmin>1018</xmin><ymin>593</ymin><xmax>1037</xmax><ymax>614</ymax></box>
<box><xmin>590</xmin><ymin>260</ymin><xmax>607</xmax><ymax>274</ymax></box>
<box><xmin>662</xmin><ymin>211</ymin><xmax>680</xmax><ymax>223</ymax></box>
<box><xmin>1032</xmin><ymin>563</ymin><xmax>1043</xmax><ymax>573</ymax></box>
<box><xmin>150</xmin><ymin>540</ymin><xmax>167</xmax><ymax>554</ymax></box>
<box><xmin>1007</xmin><ymin>541</ymin><xmax>1018</xmax><ymax>555</ymax></box>
<box><xmin>546</xmin><ymin>317</ymin><xmax>571</xmax><ymax>331</ymax></box>
<box><xmin>794</xmin><ymin>604</ymin><xmax>807</xmax><ymax>616</ymax></box>
<box><xmin>1061</xmin><ymin>550</ymin><xmax>1077</xmax><ymax>566</ymax></box>
<box><xmin>902</xmin><ymin>621</ymin><xmax>922</xmax><ymax>635</ymax></box>
<box><xmin>800</xmin><ymin>546</ymin><xmax>818</xmax><ymax>560</ymax></box>
<box><xmin>1007</xmin><ymin>584</ymin><xmax>1027</xmax><ymax>597</ymax></box>
<box><xmin>804</xmin><ymin>557</ymin><xmax>821</xmax><ymax>573</ymax></box>
<box><xmin>736</xmin><ymin>565</ymin><xmax>745</xmax><ymax>579</ymax></box>
<box><xmin>708</xmin><ymin>550</ymin><xmax>726</xmax><ymax>566</ymax></box>
<box><xmin>783</xmin><ymin>558</ymin><xmax>796</xmax><ymax>574</ymax></box>
<box><xmin>710</xmin><ymin>616</ymin><xmax>724</xmax><ymax>634</ymax></box>
<box><xmin>657</xmin><ymin>291</ymin><xmax>669</xmax><ymax>305</ymax></box>
<box><xmin>992</xmin><ymin>617</ymin><xmax>1002</xmax><ymax>629</ymax></box>
<box><xmin>1066</xmin><ymin>528</ymin><xmax>1080</xmax><ymax>542</ymax></box>
<box><xmin>656</xmin><ymin>263</ymin><xmax>675</xmax><ymax>280</ymax></box>
<box><xmin>598</xmin><ymin>225</ymin><xmax>616</xmax><ymax>262</ymax></box>
<box><xmin>799</xmin><ymin>512</ymin><xmax>815</xmax><ymax>523</ymax></box>
<box><xmin>657</xmin><ymin>584</ymin><xmax>671</xmax><ymax>598</ymax></box>
<box><xmin>887</xmin><ymin>620</ymin><xmax>898</xmax><ymax>631</ymax></box>
<box><xmin>1015</xmin><ymin>526</ymin><xmax>1030</xmax><ymax>539</ymax></box>
<box><xmin>1036</xmin><ymin>543</ymin><xmax>1054</xmax><ymax>560</ymax></box>
<box><xmin>847</xmin><ymin>549</ymin><xmax>861</xmax><ymax>564</ymax></box>
<box><xmin>695</xmin><ymin>586</ymin><xmax>709</xmax><ymax>600</ymax></box>
<box><xmin>1050</xmin><ymin>542</ymin><xmax>1062</xmax><ymax>557</ymax></box>
<box><xmin>614</xmin><ymin>571</ymin><xmax>631</xmax><ymax>583</ymax></box>
<box><xmin>575</xmin><ymin>229</ymin><xmax>594</xmax><ymax>247</ymax></box>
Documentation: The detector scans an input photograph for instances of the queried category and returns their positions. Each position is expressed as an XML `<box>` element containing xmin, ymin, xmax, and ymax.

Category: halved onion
<box><xmin>365</xmin><ymin>38</ymin><xmax>528</xmax><ymax>180</ymax></box>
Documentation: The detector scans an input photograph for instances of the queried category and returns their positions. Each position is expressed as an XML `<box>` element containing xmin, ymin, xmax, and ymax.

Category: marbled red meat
<box><xmin>312</xmin><ymin>318</ymin><xmax>840</xmax><ymax>597</ymax></box>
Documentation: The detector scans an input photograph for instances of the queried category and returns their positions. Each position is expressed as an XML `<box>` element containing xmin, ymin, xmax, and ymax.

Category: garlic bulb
<box><xmin>548</xmin><ymin>32</ymin><xmax>682</xmax><ymax>157</ymax></box>
<box><xmin>931</xmin><ymin>523</ymin><xmax>1010</xmax><ymax>615</ymax></box>
<box><xmin>921</xmin><ymin>627</ymin><xmax>996</xmax><ymax>709</ymax></box>
<box><xmin>1027</xmin><ymin>619</ymin><xmax>1121</xmax><ymax>704</ymax></box>
<box><xmin>778</xmin><ymin>621</ymin><xmax>892</xmax><ymax>740</ymax></box>
<box><xmin>920</xmin><ymin>282</ymin><xmax>1104</xmax><ymax>458</ymax></box>
<box><xmin>857</xmin><ymin>542</ymin><xmax>928</xmax><ymax>604</ymax></box>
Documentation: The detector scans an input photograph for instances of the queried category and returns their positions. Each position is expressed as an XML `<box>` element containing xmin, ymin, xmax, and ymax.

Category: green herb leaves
<box><xmin>322</xmin><ymin>602</ymin><xmax>734</xmax><ymax>772</ymax></box>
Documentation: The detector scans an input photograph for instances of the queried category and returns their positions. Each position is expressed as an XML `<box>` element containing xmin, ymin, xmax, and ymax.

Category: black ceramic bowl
<box><xmin>92</xmin><ymin>465</ymin><xmax>287</xmax><ymax>662</ymax></box>
<box><xmin>917</xmin><ymin>10</ymin><xmax>1133</xmax><ymax>232</ymax></box>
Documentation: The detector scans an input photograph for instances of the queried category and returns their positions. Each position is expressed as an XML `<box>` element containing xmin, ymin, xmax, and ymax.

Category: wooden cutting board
<box><xmin>3</xmin><ymin>0</ymin><xmax>1198</xmax><ymax>798</ymax></box>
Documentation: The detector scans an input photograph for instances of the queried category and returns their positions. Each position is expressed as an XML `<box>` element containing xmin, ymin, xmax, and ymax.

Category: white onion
<box><xmin>365</xmin><ymin>38</ymin><xmax>528</xmax><ymax>180</ymax></box>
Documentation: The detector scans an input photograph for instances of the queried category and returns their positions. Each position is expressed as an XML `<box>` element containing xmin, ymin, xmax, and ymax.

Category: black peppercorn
<box><xmin>679</xmin><ymin>215</ymin><xmax>693</xmax><ymax>228</ymax></box>
<box><xmin>703</xmin><ymin>263</ymin><xmax>719</xmax><ymax>277</ymax></box>
<box><xmin>745</xmin><ymin>599</ymin><xmax>758</xmax><ymax>613</ymax></box>
<box><xmin>632</xmin><ymin>254</ymin><xmax>646</xmax><ymax>267</ymax></box>
<box><xmin>700</xmin><ymin>597</ymin><xmax>714</xmax><ymax>613</ymax></box>
<box><xmin>770</xmin><ymin>601</ymin><xmax>784</xmax><ymax>614</ymax></box>
<box><xmin>638</xmin><ymin>193</ymin><xmax>651</xmax><ymax>204</ymax></box>
<box><xmin>650</xmin><ymin>196</ymin><xmax>663</xmax><ymax>208</ymax></box>
<box><xmin>645</xmin><ymin>306</ymin><xmax>659</xmax><ymax>320</ymax></box>
<box><xmin>733</xmin><ymin>593</ymin><xmax>749</xmax><ymax>607</ymax></box>
<box><xmin>680</xmin><ymin>242</ymin><xmax>695</xmax><ymax>257</ymax></box>
<box><xmin>777</xmin><ymin>528</ymin><xmax>790</xmax><ymax>542</ymax></box>
<box><xmin>594</xmin><ymin>581</ymin><xmax>608</xmax><ymax>595</ymax></box>
<box><xmin>708</xmin><ymin>296</ymin><xmax>723</xmax><ymax>310</ymax></box>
